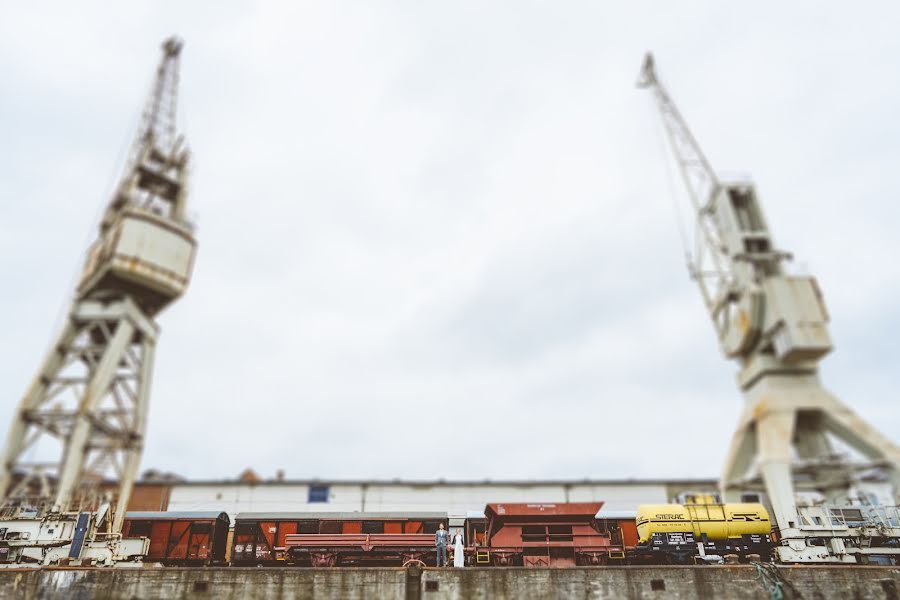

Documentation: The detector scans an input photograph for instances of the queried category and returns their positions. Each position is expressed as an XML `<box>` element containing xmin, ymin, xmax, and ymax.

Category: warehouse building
<box><xmin>129</xmin><ymin>472</ymin><xmax>723</xmax><ymax>521</ymax></box>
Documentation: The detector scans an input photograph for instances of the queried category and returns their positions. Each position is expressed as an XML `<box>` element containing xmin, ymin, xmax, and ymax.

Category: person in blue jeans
<box><xmin>435</xmin><ymin>523</ymin><xmax>449</xmax><ymax>566</ymax></box>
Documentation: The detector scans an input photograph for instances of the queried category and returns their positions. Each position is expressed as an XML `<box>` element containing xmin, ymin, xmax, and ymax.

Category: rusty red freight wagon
<box><xmin>122</xmin><ymin>511</ymin><xmax>230</xmax><ymax>565</ymax></box>
<box><xmin>479</xmin><ymin>502</ymin><xmax>637</xmax><ymax>567</ymax></box>
<box><xmin>234</xmin><ymin>512</ymin><xmax>447</xmax><ymax>566</ymax></box>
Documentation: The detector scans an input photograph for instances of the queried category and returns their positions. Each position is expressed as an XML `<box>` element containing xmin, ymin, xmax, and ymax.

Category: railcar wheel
<box><xmin>403</xmin><ymin>559</ymin><xmax>426</xmax><ymax>569</ymax></box>
<box><xmin>309</xmin><ymin>552</ymin><xmax>338</xmax><ymax>567</ymax></box>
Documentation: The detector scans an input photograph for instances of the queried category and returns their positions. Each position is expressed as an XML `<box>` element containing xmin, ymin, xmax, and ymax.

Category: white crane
<box><xmin>638</xmin><ymin>52</ymin><xmax>900</xmax><ymax>563</ymax></box>
<box><xmin>0</xmin><ymin>37</ymin><xmax>196</xmax><ymax>565</ymax></box>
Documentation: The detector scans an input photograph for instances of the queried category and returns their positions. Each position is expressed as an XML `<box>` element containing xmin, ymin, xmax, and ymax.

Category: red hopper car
<box><xmin>478</xmin><ymin>502</ymin><xmax>637</xmax><ymax>567</ymax></box>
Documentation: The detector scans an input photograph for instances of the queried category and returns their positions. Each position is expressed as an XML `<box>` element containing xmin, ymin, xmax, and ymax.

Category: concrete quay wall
<box><xmin>2</xmin><ymin>565</ymin><xmax>899</xmax><ymax>599</ymax></box>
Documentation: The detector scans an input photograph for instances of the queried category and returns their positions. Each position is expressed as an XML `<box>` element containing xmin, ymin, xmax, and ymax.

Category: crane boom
<box><xmin>639</xmin><ymin>52</ymin><xmax>900</xmax><ymax>564</ymax></box>
<box><xmin>637</xmin><ymin>54</ymin><xmax>727</xmax><ymax>316</ymax></box>
<box><xmin>638</xmin><ymin>53</ymin><xmax>792</xmax><ymax>357</ymax></box>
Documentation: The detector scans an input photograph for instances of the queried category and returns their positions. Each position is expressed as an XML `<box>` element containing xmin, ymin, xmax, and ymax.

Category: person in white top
<box><xmin>453</xmin><ymin>528</ymin><xmax>465</xmax><ymax>567</ymax></box>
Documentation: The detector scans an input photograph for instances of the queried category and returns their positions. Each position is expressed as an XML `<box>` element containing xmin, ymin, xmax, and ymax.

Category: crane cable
<box><xmin>646</xmin><ymin>92</ymin><xmax>692</xmax><ymax>268</ymax></box>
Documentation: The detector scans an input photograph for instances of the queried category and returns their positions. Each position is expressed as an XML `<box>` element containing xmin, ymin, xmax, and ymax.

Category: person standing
<box><xmin>435</xmin><ymin>523</ymin><xmax>449</xmax><ymax>567</ymax></box>
<box><xmin>453</xmin><ymin>528</ymin><xmax>465</xmax><ymax>567</ymax></box>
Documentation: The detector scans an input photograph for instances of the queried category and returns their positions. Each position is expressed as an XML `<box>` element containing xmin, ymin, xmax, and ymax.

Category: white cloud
<box><xmin>0</xmin><ymin>1</ymin><xmax>898</xmax><ymax>483</ymax></box>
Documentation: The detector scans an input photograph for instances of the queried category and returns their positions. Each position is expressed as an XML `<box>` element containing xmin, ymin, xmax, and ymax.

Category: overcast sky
<box><xmin>1</xmin><ymin>2</ymin><xmax>898</xmax><ymax>483</ymax></box>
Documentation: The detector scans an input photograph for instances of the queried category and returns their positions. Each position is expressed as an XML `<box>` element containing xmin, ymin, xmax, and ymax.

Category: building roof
<box><xmin>165</xmin><ymin>477</ymin><xmax>718</xmax><ymax>488</ymax></box>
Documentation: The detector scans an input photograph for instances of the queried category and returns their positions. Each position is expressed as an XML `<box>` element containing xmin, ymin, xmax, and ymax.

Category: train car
<box><xmin>461</xmin><ymin>511</ymin><xmax>488</xmax><ymax>566</ymax></box>
<box><xmin>283</xmin><ymin>512</ymin><xmax>448</xmax><ymax>567</ymax></box>
<box><xmin>231</xmin><ymin>512</ymin><xmax>305</xmax><ymax>565</ymax></box>
<box><xmin>594</xmin><ymin>508</ymin><xmax>640</xmax><ymax>554</ymax></box>
<box><xmin>233</xmin><ymin>512</ymin><xmax>448</xmax><ymax>566</ymax></box>
<box><xmin>122</xmin><ymin>511</ymin><xmax>230</xmax><ymax>565</ymax></box>
<box><xmin>478</xmin><ymin>502</ymin><xmax>633</xmax><ymax>567</ymax></box>
<box><xmin>635</xmin><ymin>502</ymin><xmax>773</xmax><ymax>564</ymax></box>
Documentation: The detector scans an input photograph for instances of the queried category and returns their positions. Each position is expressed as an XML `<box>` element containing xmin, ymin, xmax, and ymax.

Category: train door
<box><xmin>254</xmin><ymin>522</ymin><xmax>279</xmax><ymax>560</ymax></box>
<box><xmin>232</xmin><ymin>521</ymin><xmax>261</xmax><ymax>562</ymax></box>
<box><xmin>188</xmin><ymin>522</ymin><xmax>212</xmax><ymax>560</ymax></box>
<box><xmin>274</xmin><ymin>521</ymin><xmax>299</xmax><ymax>561</ymax></box>
<box><xmin>148</xmin><ymin>521</ymin><xmax>171</xmax><ymax>560</ymax></box>
<box><xmin>168</xmin><ymin>521</ymin><xmax>192</xmax><ymax>560</ymax></box>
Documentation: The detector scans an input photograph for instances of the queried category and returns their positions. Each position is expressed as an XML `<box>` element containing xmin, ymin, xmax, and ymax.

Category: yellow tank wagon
<box><xmin>635</xmin><ymin>503</ymin><xmax>772</xmax><ymax>564</ymax></box>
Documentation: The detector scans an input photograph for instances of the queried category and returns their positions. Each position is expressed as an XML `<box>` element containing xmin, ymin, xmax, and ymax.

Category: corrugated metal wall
<box><xmin>165</xmin><ymin>481</ymin><xmax>680</xmax><ymax>521</ymax></box>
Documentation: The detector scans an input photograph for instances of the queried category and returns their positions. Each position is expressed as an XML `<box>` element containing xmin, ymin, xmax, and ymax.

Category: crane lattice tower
<box><xmin>0</xmin><ymin>37</ymin><xmax>196</xmax><ymax>534</ymax></box>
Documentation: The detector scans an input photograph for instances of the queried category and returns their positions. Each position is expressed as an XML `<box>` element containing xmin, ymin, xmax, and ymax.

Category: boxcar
<box><xmin>122</xmin><ymin>511</ymin><xmax>230</xmax><ymax>565</ymax></box>
<box><xmin>479</xmin><ymin>502</ymin><xmax>635</xmax><ymax>567</ymax></box>
<box><xmin>233</xmin><ymin>512</ymin><xmax>448</xmax><ymax>566</ymax></box>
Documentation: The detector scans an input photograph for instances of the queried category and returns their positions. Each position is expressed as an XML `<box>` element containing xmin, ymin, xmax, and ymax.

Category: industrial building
<box><xmin>129</xmin><ymin>475</ymin><xmax>720</xmax><ymax>519</ymax></box>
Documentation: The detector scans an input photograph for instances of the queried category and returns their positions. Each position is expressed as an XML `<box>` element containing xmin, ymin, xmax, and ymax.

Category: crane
<box><xmin>638</xmin><ymin>52</ymin><xmax>900</xmax><ymax>563</ymax></box>
<box><xmin>0</xmin><ymin>37</ymin><xmax>196</xmax><ymax>565</ymax></box>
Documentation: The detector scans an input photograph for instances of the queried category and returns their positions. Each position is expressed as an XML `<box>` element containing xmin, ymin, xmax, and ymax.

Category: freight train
<box><xmin>117</xmin><ymin>500</ymin><xmax>782</xmax><ymax>567</ymax></box>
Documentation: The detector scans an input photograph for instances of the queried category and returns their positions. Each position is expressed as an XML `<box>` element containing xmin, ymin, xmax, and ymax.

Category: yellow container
<box><xmin>636</xmin><ymin>503</ymin><xmax>771</xmax><ymax>544</ymax></box>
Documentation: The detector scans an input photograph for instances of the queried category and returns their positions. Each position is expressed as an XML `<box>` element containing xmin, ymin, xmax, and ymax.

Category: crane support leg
<box><xmin>823</xmin><ymin>407</ymin><xmax>900</xmax><ymax>502</ymax></box>
<box><xmin>1</xmin><ymin>298</ymin><xmax>157</xmax><ymax>525</ymax></box>
<box><xmin>112</xmin><ymin>336</ymin><xmax>155</xmax><ymax>534</ymax></box>
<box><xmin>0</xmin><ymin>321</ymin><xmax>79</xmax><ymax>506</ymax></box>
<box><xmin>756</xmin><ymin>410</ymin><xmax>800</xmax><ymax>532</ymax></box>
<box><xmin>725</xmin><ymin>372</ymin><xmax>900</xmax><ymax>530</ymax></box>
<box><xmin>721</xmin><ymin>419</ymin><xmax>757</xmax><ymax>502</ymax></box>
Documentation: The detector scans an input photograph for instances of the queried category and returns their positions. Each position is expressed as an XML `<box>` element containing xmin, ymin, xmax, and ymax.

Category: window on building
<box><xmin>308</xmin><ymin>485</ymin><xmax>330</xmax><ymax>503</ymax></box>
